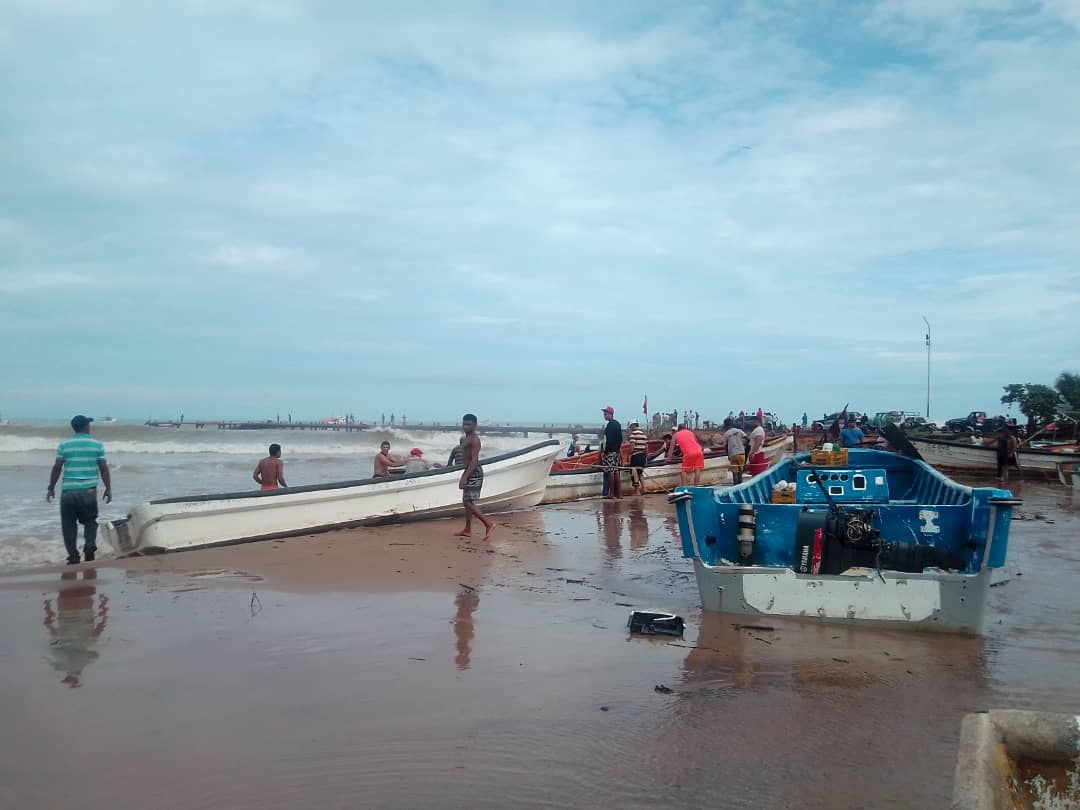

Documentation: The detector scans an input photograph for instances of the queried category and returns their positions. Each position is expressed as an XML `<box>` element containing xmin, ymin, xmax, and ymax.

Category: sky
<box><xmin>1</xmin><ymin>0</ymin><xmax>1078</xmax><ymax>426</ymax></box>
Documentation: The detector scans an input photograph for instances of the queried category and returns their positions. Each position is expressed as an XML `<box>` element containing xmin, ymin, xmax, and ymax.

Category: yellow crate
<box><xmin>771</xmin><ymin>488</ymin><xmax>797</xmax><ymax>504</ymax></box>
<box><xmin>811</xmin><ymin>448</ymin><xmax>848</xmax><ymax>466</ymax></box>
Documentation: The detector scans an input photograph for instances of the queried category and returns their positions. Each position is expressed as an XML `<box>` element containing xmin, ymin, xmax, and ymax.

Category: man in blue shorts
<box><xmin>47</xmin><ymin>415</ymin><xmax>112</xmax><ymax>564</ymax></box>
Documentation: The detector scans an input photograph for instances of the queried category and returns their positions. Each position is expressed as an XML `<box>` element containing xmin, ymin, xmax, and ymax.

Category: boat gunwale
<box><xmin>910</xmin><ymin>435</ymin><xmax>1080</xmax><ymax>458</ymax></box>
<box><xmin>146</xmin><ymin>439</ymin><xmax>561</xmax><ymax>506</ymax></box>
<box><xmin>548</xmin><ymin>436</ymin><xmax>789</xmax><ymax>478</ymax></box>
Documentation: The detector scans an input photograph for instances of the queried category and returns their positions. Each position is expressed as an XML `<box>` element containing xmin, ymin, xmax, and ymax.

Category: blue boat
<box><xmin>668</xmin><ymin>449</ymin><xmax>1020</xmax><ymax>634</ymax></box>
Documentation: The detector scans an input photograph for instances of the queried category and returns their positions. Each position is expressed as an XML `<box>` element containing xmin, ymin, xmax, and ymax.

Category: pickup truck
<box><xmin>944</xmin><ymin>411</ymin><xmax>1013</xmax><ymax>434</ymax></box>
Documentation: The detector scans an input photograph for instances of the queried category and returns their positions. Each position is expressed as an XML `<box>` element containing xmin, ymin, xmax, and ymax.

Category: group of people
<box><xmin>587</xmin><ymin>407</ymin><xmax>769</xmax><ymax>499</ymax></box>
<box><xmin>255</xmin><ymin>414</ymin><xmax>493</xmax><ymax>539</ymax></box>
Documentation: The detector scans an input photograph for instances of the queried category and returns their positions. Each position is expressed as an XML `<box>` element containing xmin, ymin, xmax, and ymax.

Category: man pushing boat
<box><xmin>455</xmin><ymin>413</ymin><xmax>494</xmax><ymax>540</ymax></box>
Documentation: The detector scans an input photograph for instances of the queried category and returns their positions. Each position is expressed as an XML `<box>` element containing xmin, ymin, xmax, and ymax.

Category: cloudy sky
<box><xmin>1</xmin><ymin>0</ymin><xmax>1078</xmax><ymax>424</ymax></box>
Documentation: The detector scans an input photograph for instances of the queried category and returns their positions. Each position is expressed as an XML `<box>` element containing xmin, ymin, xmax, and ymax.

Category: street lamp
<box><xmin>922</xmin><ymin>315</ymin><xmax>931</xmax><ymax>420</ymax></box>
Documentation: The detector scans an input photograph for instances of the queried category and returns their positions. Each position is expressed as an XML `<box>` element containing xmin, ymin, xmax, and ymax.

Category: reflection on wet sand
<box><xmin>453</xmin><ymin>586</ymin><xmax>480</xmax><ymax>671</ymax></box>
<box><xmin>42</xmin><ymin>569</ymin><xmax>109</xmax><ymax>688</ymax></box>
<box><xmin>599</xmin><ymin>500</ymin><xmax>623</xmax><ymax>561</ymax></box>
<box><xmin>628</xmin><ymin>501</ymin><xmax>649</xmax><ymax>551</ymax></box>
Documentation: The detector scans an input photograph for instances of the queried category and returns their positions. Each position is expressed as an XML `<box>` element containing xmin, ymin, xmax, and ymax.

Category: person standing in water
<box><xmin>253</xmin><ymin>444</ymin><xmax>287</xmax><ymax>490</ymax></box>
<box><xmin>47</xmin><ymin>415</ymin><xmax>112</xmax><ymax>565</ymax></box>
<box><xmin>454</xmin><ymin>414</ymin><xmax>493</xmax><ymax>539</ymax></box>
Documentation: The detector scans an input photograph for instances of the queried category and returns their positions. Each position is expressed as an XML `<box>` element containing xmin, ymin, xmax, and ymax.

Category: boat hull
<box><xmin>99</xmin><ymin>441</ymin><xmax>561</xmax><ymax>555</ymax></box>
<box><xmin>542</xmin><ymin>436</ymin><xmax>791</xmax><ymax>504</ymax></box>
<box><xmin>911</xmin><ymin>437</ymin><xmax>1080</xmax><ymax>474</ymax></box>
<box><xmin>692</xmin><ymin>560</ymin><xmax>990</xmax><ymax>634</ymax></box>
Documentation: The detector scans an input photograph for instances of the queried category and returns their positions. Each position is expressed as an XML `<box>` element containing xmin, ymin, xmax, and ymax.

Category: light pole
<box><xmin>922</xmin><ymin>315</ymin><xmax>931</xmax><ymax>420</ymax></box>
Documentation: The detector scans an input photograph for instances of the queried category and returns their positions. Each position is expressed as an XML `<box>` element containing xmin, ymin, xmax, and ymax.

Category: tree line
<box><xmin>1000</xmin><ymin>372</ymin><xmax>1080</xmax><ymax>432</ymax></box>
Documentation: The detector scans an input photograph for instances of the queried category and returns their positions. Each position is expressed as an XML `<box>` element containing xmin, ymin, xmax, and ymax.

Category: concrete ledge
<box><xmin>952</xmin><ymin>710</ymin><xmax>1080</xmax><ymax>810</ymax></box>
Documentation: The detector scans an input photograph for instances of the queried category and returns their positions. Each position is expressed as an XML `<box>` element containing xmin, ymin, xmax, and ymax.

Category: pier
<box><xmin>144</xmin><ymin>420</ymin><xmax>590</xmax><ymax>437</ymax></box>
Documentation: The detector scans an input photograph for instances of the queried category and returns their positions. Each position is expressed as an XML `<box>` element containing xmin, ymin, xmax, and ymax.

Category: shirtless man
<box><xmin>374</xmin><ymin>441</ymin><xmax>405</xmax><ymax>477</ymax></box>
<box><xmin>253</xmin><ymin>444</ymin><xmax>287</xmax><ymax>490</ymax></box>
<box><xmin>454</xmin><ymin>413</ymin><xmax>493</xmax><ymax>540</ymax></box>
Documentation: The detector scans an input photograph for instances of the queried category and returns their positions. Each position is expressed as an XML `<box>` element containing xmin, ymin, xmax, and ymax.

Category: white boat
<box><xmin>910</xmin><ymin>436</ymin><xmax>1080</xmax><ymax>474</ymax></box>
<box><xmin>99</xmin><ymin>440</ymin><xmax>561</xmax><ymax>555</ymax></box>
<box><xmin>541</xmin><ymin>436</ymin><xmax>792</xmax><ymax>503</ymax></box>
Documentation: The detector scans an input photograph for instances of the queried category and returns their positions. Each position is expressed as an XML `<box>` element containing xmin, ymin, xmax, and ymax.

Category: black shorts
<box><xmin>630</xmin><ymin>451</ymin><xmax>647</xmax><ymax>470</ymax></box>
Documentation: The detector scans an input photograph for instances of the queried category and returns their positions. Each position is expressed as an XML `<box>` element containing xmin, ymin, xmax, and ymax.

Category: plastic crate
<box><xmin>771</xmin><ymin>488</ymin><xmax>797</xmax><ymax>504</ymax></box>
<box><xmin>810</xmin><ymin>448</ymin><xmax>848</xmax><ymax>466</ymax></box>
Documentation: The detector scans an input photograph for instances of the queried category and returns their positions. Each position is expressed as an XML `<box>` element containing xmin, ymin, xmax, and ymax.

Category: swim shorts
<box><xmin>682</xmin><ymin>451</ymin><xmax>705</xmax><ymax>472</ymax></box>
<box><xmin>630</xmin><ymin>451</ymin><xmax>647</xmax><ymax>487</ymax></box>
<box><xmin>260</xmin><ymin>484</ymin><xmax>278</xmax><ymax>491</ymax></box>
<box><xmin>463</xmin><ymin>467</ymin><xmax>484</xmax><ymax>502</ymax></box>
<box><xmin>602</xmin><ymin>451</ymin><xmax>620</xmax><ymax>473</ymax></box>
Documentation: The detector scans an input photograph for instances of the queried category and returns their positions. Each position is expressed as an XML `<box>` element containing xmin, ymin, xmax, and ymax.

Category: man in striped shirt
<box><xmin>47</xmin><ymin>415</ymin><xmax>112</xmax><ymax>564</ymax></box>
<box><xmin>627</xmin><ymin>420</ymin><xmax>648</xmax><ymax>495</ymax></box>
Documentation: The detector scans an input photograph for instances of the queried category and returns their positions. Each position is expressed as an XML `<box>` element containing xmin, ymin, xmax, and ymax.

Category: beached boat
<box><xmin>99</xmin><ymin>440</ymin><xmax>562</xmax><ymax>555</ymax></box>
<box><xmin>542</xmin><ymin>436</ymin><xmax>792</xmax><ymax>503</ymax></box>
<box><xmin>551</xmin><ymin>440</ymin><xmax>666</xmax><ymax>472</ymax></box>
<box><xmin>909</xmin><ymin>436</ymin><xmax>1080</xmax><ymax>475</ymax></box>
<box><xmin>668</xmin><ymin>449</ymin><xmax>1020</xmax><ymax>634</ymax></box>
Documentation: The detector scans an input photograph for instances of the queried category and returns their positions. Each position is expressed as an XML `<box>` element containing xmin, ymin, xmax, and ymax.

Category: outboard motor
<box><xmin>793</xmin><ymin>508</ymin><xmax>961</xmax><ymax>576</ymax></box>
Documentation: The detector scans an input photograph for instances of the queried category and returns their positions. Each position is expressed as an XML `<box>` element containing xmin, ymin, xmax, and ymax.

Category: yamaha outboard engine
<box><xmin>793</xmin><ymin>508</ymin><xmax>962</xmax><ymax>576</ymax></box>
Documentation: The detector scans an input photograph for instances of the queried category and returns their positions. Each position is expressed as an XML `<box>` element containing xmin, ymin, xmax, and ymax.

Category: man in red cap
<box><xmin>601</xmin><ymin>406</ymin><xmax>623</xmax><ymax>499</ymax></box>
<box><xmin>405</xmin><ymin>447</ymin><xmax>442</xmax><ymax>473</ymax></box>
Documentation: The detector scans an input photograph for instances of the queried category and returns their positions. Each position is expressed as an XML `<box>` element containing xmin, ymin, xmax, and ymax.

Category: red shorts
<box><xmin>682</xmin><ymin>452</ymin><xmax>705</xmax><ymax>472</ymax></box>
<box><xmin>260</xmin><ymin>484</ymin><xmax>278</xmax><ymax>491</ymax></box>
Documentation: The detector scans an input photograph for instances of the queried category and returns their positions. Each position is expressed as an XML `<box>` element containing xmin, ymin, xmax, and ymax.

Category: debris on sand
<box><xmin>654</xmin><ymin>684</ymin><xmax>674</xmax><ymax>694</ymax></box>
<box><xmin>627</xmin><ymin>610</ymin><xmax>685</xmax><ymax>637</ymax></box>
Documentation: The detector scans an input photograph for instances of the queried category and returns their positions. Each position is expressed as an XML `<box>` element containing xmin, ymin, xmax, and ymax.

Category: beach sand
<box><xmin>1</xmin><ymin>485</ymin><xmax>1078</xmax><ymax>809</ymax></box>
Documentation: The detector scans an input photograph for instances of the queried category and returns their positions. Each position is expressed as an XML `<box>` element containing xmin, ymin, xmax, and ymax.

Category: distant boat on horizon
<box><xmin>100</xmin><ymin>416</ymin><xmax>117</xmax><ymax>424</ymax></box>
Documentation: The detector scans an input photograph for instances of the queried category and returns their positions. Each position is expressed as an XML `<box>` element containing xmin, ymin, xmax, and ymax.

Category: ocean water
<box><xmin>0</xmin><ymin>422</ymin><xmax>557</xmax><ymax>570</ymax></box>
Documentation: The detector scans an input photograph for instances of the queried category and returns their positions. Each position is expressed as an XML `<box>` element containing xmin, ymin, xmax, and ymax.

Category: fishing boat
<box><xmin>909</xmin><ymin>436</ymin><xmax>1079</xmax><ymax>475</ymax></box>
<box><xmin>542</xmin><ymin>436</ymin><xmax>792</xmax><ymax>503</ymax></box>
<box><xmin>668</xmin><ymin>449</ymin><xmax>1020</xmax><ymax>634</ymax></box>
<box><xmin>98</xmin><ymin>440</ymin><xmax>561</xmax><ymax>555</ymax></box>
<box><xmin>551</xmin><ymin>440</ymin><xmax>667</xmax><ymax>472</ymax></box>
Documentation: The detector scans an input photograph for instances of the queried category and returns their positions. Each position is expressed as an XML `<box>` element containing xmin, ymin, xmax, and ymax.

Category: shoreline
<box><xmin>0</xmin><ymin>487</ymin><xmax>1077</xmax><ymax>808</ymax></box>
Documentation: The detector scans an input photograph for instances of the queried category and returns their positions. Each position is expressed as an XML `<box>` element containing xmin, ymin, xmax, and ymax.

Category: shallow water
<box><xmin>0</xmin><ymin>486</ymin><xmax>1077</xmax><ymax>808</ymax></box>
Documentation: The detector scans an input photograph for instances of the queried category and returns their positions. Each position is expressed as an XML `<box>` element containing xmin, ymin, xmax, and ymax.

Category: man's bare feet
<box><xmin>454</xmin><ymin>529</ymin><xmax>471</xmax><ymax>538</ymax></box>
<box><xmin>482</xmin><ymin>524</ymin><xmax>495</xmax><ymax>540</ymax></box>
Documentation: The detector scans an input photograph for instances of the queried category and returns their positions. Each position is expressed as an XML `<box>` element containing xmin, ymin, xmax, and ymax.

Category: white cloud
<box><xmin>208</xmin><ymin>244</ymin><xmax>298</xmax><ymax>268</ymax></box>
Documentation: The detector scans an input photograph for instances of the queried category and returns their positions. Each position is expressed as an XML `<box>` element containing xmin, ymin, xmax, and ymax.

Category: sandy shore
<box><xmin>1</xmin><ymin>485</ymin><xmax>1078</xmax><ymax>809</ymax></box>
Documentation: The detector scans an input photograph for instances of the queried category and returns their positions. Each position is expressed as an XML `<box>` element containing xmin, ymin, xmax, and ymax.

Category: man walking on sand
<box><xmin>253</xmin><ymin>443</ymin><xmax>287</xmax><ymax>490</ymax></box>
<box><xmin>47</xmin><ymin>415</ymin><xmax>112</xmax><ymax>565</ymax></box>
<box><xmin>455</xmin><ymin>414</ymin><xmax>493</xmax><ymax>539</ymax></box>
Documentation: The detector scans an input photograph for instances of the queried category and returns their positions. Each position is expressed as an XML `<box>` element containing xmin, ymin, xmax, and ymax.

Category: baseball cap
<box><xmin>70</xmin><ymin>415</ymin><xmax>94</xmax><ymax>430</ymax></box>
<box><xmin>410</xmin><ymin>447</ymin><xmax>423</xmax><ymax>456</ymax></box>
<box><xmin>628</xmin><ymin>419</ymin><xmax>639</xmax><ymax>427</ymax></box>
<box><xmin>602</xmin><ymin>405</ymin><xmax>614</xmax><ymax>414</ymax></box>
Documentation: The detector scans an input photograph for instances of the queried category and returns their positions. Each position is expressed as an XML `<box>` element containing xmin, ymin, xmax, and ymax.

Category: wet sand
<box><xmin>0</xmin><ymin>484</ymin><xmax>1078</xmax><ymax>809</ymax></box>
